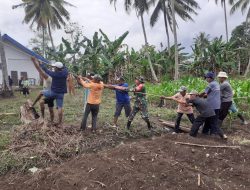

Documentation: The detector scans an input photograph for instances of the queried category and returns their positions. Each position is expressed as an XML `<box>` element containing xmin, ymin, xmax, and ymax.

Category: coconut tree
<box><xmin>13</xmin><ymin>0</ymin><xmax>74</xmax><ymax>51</ymax></box>
<box><xmin>193</xmin><ymin>32</ymin><xmax>210</xmax><ymax>52</ymax></box>
<box><xmin>149</xmin><ymin>0</ymin><xmax>200</xmax><ymax>55</ymax></box>
<box><xmin>110</xmin><ymin>0</ymin><xmax>159</xmax><ymax>81</ymax></box>
<box><xmin>230</xmin><ymin>0</ymin><xmax>250</xmax><ymax>76</ymax></box>
<box><xmin>0</xmin><ymin>33</ymin><xmax>10</xmax><ymax>91</ymax></box>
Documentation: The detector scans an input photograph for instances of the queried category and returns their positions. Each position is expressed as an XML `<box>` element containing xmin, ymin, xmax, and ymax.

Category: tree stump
<box><xmin>20</xmin><ymin>99</ymin><xmax>40</xmax><ymax>124</ymax></box>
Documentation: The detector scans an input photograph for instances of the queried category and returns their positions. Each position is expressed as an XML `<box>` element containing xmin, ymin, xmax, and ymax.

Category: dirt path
<box><xmin>1</xmin><ymin>130</ymin><xmax>250</xmax><ymax>190</ymax></box>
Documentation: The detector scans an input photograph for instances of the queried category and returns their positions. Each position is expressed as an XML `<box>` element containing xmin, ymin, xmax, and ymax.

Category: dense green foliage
<box><xmin>146</xmin><ymin>77</ymin><xmax>250</xmax><ymax>103</ymax></box>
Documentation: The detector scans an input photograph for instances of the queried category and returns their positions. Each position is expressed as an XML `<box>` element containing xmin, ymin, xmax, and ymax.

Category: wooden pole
<box><xmin>175</xmin><ymin>142</ymin><xmax>241</xmax><ymax>149</ymax></box>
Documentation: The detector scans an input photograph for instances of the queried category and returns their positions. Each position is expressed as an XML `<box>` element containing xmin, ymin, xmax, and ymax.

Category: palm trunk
<box><xmin>140</xmin><ymin>14</ymin><xmax>158</xmax><ymax>82</ymax></box>
<box><xmin>163</xmin><ymin>1</ymin><xmax>171</xmax><ymax>55</ymax></box>
<box><xmin>42</xmin><ymin>27</ymin><xmax>45</xmax><ymax>57</ymax></box>
<box><xmin>0</xmin><ymin>33</ymin><xmax>10</xmax><ymax>90</ymax></box>
<box><xmin>48</xmin><ymin>21</ymin><xmax>56</xmax><ymax>51</ymax></box>
<box><xmin>223</xmin><ymin>1</ymin><xmax>229</xmax><ymax>42</ymax></box>
<box><xmin>237</xmin><ymin>53</ymin><xmax>241</xmax><ymax>74</ymax></box>
<box><xmin>244</xmin><ymin>53</ymin><xmax>250</xmax><ymax>77</ymax></box>
<box><xmin>171</xmin><ymin>0</ymin><xmax>179</xmax><ymax>80</ymax></box>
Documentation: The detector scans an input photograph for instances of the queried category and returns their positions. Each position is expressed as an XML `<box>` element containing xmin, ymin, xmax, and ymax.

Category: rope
<box><xmin>234</xmin><ymin>97</ymin><xmax>250</xmax><ymax>100</ymax></box>
<box><xmin>133</xmin><ymin>91</ymin><xmax>249</xmax><ymax>100</ymax></box>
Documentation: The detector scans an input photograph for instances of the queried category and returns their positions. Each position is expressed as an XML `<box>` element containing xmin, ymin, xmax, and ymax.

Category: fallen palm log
<box><xmin>159</xmin><ymin>119</ymin><xmax>191</xmax><ymax>133</ymax></box>
<box><xmin>175</xmin><ymin>142</ymin><xmax>241</xmax><ymax>149</ymax></box>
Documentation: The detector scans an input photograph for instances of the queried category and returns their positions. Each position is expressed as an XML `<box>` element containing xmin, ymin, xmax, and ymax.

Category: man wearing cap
<box><xmin>106</xmin><ymin>77</ymin><xmax>131</xmax><ymax>127</ymax></box>
<box><xmin>31</xmin><ymin>57</ymin><xmax>54</xmax><ymax>122</ymax></box>
<box><xmin>201</xmin><ymin>72</ymin><xmax>221</xmax><ymax>135</ymax></box>
<box><xmin>39</xmin><ymin>61</ymin><xmax>68</xmax><ymax>125</ymax></box>
<box><xmin>217</xmin><ymin>71</ymin><xmax>233</xmax><ymax>127</ymax></box>
<box><xmin>161</xmin><ymin>86</ymin><xmax>195</xmax><ymax>133</ymax></box>
<box><xmin>188</xmin><ymin>91</ymin><xmax>227</xmax><ymax>139</ymax></box>
<box><xmin>77</xmin><ymin>74</ymin><xmax>104</xmax><ymax>132</ymax></box>
<box><xmin>126</xmin><ymin>76</ymin><xmax>152</xmax><ymax>130</ymax></box>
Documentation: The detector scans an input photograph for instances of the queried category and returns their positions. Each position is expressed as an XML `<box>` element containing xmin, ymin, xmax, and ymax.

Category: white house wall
<box><xmin>2</xmin><ymin>42</ymin><xmax>40</xmax><ymax>85</ymax></box>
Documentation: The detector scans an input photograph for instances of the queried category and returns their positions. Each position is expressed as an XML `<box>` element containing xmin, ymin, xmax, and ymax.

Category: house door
<box><xmin>20</xmin><ymin>72</ymin><xmax>28</xmax><ymax>79</ymax></box>
<box><xmin>11</xmin><ymin>71</ymin><xmax>18</xmax><ymax>86</ymax></box>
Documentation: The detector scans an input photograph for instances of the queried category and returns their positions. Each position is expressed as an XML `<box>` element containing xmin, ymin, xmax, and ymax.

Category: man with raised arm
<box><xmin>31</xmin><ymin>57</ymin><xmax>54</xmax><ymax>122</ymax></box>
<box><xmin>161</xmin><ymin>86</ymin><xmax>195</xmax><ymax>133</ymax></box>
<box><xmin>105</xmin><ymin>77</ymin><xmax>131</xmax><ymax>128</ymax></box>
<box><xmin>77</xmin><ymin>74</ymin><xmax>104</xmax><ymax>132</ymax></box>
<box><xmin>187</xmin><ymin>90</ymin><xmax>227</xmax><ymax>139</ymax></box>
<box><xmin>200</xmin><ymin>72</ymin><xmax>221</xmax><ymax>135</ymax></box>
<box><xmin>126</xmin><ymin>76</ymin><xmax>152</xmax><ymax>130</ymax></box>
<box><xmin>39</xmin><ymin>61</ymin><xmax>68</xmax><ymax>125</ymax></box>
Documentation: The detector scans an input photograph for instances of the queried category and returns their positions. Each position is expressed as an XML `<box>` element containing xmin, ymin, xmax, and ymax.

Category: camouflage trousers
<box><xmin>128</xmin><ymin>99</ymin><xmax>149</xmax><ymax>122</ymax></box>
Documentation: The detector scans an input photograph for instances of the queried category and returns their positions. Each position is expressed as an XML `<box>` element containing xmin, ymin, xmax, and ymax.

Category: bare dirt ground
<box><xmin>0</xmin><ymin>118</ymin><xmax>250</xmax><ymax>190</ymax></box>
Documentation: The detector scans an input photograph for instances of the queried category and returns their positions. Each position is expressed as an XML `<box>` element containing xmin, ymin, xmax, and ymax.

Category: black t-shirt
<box><xmin>187</xmin><ymin>97</ymin><xmax>215</xmax><ymax>117</ymax></box>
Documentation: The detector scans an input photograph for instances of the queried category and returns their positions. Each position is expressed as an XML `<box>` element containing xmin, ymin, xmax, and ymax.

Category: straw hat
<box><xmin>217</xmin><ymin>71</ymin><xmax>228</xmax><ymax>78</ymax></box>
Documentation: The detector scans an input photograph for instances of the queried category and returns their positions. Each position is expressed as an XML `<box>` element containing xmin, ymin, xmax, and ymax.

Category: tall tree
<box><xmin>0</xmin><ymin>33</ymin><xmax>10</xmax><ymax>90</ymax></box>
<box><xmin>211</xmin><ymin>0</ymin><xmax>229</xmax><ymax>42</ymax></box>
<box><xmin>13</xmin><ymin>0</ymin><xmax>74</xmax><ymax>51</ymax></box>
<box><xmin>110</xmin><ymin>0</ymin><xmax>159</xmax><ymax>81</ymax></box>
<box><xmin>150</xmin><ymin>0</ymin><xmax>200</xmax><ymax>55</ymax></box>
<box><xmin>171</xmin><ymin>0</ymin><xmax>179</xmax><ymax>80</ymax></box>
<box><xmin>230</xmin><ymin>0</ymin><xmax>250</xmax><ymax>76</ymax></box>
<box><xmin>193</xmin><ymin>32</ymin><xmax>210</xmax><ymax>52</ymax></box>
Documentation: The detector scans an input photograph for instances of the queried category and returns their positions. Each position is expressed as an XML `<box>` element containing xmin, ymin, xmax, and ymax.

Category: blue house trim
<box><xmin>2</xmin><ymin>34</ymin><xmax>49</xmax><ymax>64</ymax></box>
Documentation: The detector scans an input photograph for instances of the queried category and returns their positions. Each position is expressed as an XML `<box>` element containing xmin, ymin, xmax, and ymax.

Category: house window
<box><xmin>11</xmin><ymin>71</ymin><xmax>18</xmax><ymax>86</ymax></box>
<box><xmin>20</xmin><ymin>72</ymin><xmax>28</xmax><ymax>79</ymax></box>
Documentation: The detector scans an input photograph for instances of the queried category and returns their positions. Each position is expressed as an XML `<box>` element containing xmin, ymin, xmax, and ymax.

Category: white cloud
<box><xmin>0</xmin><ymin>0</ymin><xmax>246</xmax><ymax>53</ymax></box>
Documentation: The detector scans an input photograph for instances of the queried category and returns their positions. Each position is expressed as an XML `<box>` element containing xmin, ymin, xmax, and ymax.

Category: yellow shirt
<box><xmin>172</xmin><ymin>93</ymin><xmax>193</xmax><ymax>114</ymax></box>
<box><xmin>80</xmin><ymin>80</ymin><xmax>104</xmax><ymax>104</ymax></box>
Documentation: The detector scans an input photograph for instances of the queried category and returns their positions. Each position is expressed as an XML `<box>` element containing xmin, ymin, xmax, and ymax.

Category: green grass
<box><xmin>0</xmin><ymin>132</ymin><xmax>10</xmax><ymax>151</ymax></box>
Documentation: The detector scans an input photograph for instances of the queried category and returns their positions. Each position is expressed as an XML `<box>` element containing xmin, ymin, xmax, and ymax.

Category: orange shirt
<box><xmin>172</xmin><ymin>93</ymin><xmax>193</xmax><ymax>114</ymax></box>
<box><xmin>80</xmin><ymin>80</ymin><xmax>104</xmax><ymax>104</ymax></box>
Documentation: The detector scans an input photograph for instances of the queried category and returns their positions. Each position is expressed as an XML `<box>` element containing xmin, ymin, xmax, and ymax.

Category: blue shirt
<box><xmin>41</xmin><ymin>64</ymin><xmax>68</xmax><ymax>94</ymax></box>
<box><xmin>204</xmin><ymin>80</ymin><xmax>221</xmax><ymax>110</ymax></box>
<box><xmin>114</xmin><ymin>83</ymin><xmax>130</xmax><ymax>104</ymax></box>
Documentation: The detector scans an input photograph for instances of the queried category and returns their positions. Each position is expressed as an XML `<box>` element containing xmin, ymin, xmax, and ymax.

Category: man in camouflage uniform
<box><xmin>127</xmin><ymin>76</ymin><xmax>152</xmax><ymax>130</ymax></box>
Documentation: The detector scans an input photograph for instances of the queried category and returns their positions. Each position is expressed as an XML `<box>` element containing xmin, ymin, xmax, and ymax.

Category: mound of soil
<box><xmin>1</xmin><ymin>129</ymin><xmax>250</xmax><ymax>190</ymax></box>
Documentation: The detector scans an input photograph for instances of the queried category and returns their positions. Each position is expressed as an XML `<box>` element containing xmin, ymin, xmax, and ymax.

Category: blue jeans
<box><xmin>42</xmin><ymin>90</ymin><xmax>64</xmax><ymax>108</ymax></box>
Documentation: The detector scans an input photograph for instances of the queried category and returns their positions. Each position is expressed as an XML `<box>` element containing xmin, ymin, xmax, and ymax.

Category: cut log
<box><xmin>159</xmin><ymin>119</ymin><xmax>191</xmax><ymax>133</ymax></box>
<box><xmin>20</xmin><ymin>99</ymin><xmax>40</xmax><ymax>124</ymax></box>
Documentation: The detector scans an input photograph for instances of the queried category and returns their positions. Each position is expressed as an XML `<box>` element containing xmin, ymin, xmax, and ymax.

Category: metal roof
<box><xmin>2</xmin><ymin>34</ymin><xmax>49</xmax><ymax>63</ymax></box>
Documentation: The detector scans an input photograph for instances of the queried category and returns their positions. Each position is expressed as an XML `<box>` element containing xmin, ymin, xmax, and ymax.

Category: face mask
<box><xmin>52</xmin><ymin>68</ymin><xmax>55</xmax><ymax>72</ymax></box>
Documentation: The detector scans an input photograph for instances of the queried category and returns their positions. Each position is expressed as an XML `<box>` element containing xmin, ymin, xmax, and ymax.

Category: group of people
<box><xmin>30</xmin><ymin>57</ymin><xmax>151</xmax><ymax>131</ymax></box>
<box><xmin>19</xmin><ymin>77</ymin><xmax>30</xmax><ymax>97</ymax></box>
<box><xmin>29</xmin><ymin>58</ymin><xmax>247</xmax><ymax>138</ymax></box>
<box><xmin>161</xmin><ymin>71</ymin><xmax>247</xmax><ymax>139</ymax></box>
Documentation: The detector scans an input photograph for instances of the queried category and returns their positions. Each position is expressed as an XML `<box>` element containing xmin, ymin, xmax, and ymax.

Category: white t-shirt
<box><xmin>43</xmin><ymin>77</ymin><xmax>52</xmax><ymax>90</ymax></box>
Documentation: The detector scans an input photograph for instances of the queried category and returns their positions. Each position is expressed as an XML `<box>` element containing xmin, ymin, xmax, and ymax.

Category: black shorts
<box><xmin>44</xmin><ymin>98</ymin><xmax>54</xmax><ymax>108</ymax></box>
<box><xmin>114</xmin><ymin>103</ymin><xmax>131</xmax><ymax>117</ymax></box>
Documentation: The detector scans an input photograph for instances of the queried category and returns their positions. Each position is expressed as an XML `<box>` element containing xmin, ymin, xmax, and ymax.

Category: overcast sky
<box><xmin>0</xmin><ymin>0</ymin><xmax>246</xmax><ymax>53</ymax></box>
